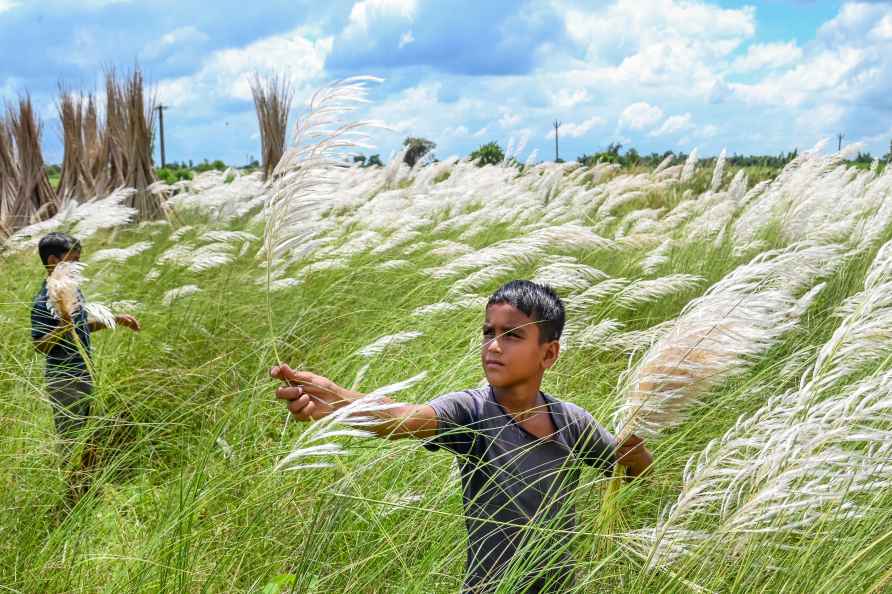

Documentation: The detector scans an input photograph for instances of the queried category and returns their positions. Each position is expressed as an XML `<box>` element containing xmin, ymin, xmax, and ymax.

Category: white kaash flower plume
<box><xmin>89</xmin><ymin>241</ymin><xmax>153</xmax><ymax>264</ymax></box>
<box><xmin>375</xmin><ymin>259</ymin><xmax>412</xmax><ymax>271</ymax></box>
<box><xmin>613</xmin><ymin>242</ymin><xmax>843</xmax><ymax>440</ymax></box>
<box><xmin>188</xmin><ymin>242</ymin><xmax>235</xmax><ymax>272</ymax></box>
<box><xmin>356</xmin><ymin>331</ymin><xmax>423</xmax><ymax>358</ymax></box>
<box><xmin>162</xmin><ymin>284</ymin><xmax>202</xmax><ymax>306</ymax></box>
<box><xmin>261</xmin><ymin>77</ymin><xmax>383</xmax><ymax>265</ymax></box>
<box><xmin>84</xmin><ymin>302</ymin><xmax>116</xmax><ymax>329</ymax></box>
<box><xmin>612</xmin><ymin>274</ymin><xmax>703</xmax><ymax>309</ymax></box>
<box><xmin>680</xmin><ymin>148</ymin><xmax>699</xmax><ymax>183</ymax></box>
<box><xmin>640</xmin><ymin>240</ymin><xmax>673</xmax><ymax>274</ymax></box>
<box><xmin>531</xmin><ymin>257</ymin><xmax>609</xmax><ymax>293</ymax></box>
<box><xmin>709</xmin><ymin>149</ymin><xmax>726</xmax><ymax>192</ymax></box>
<box><xmin>633</xmin><ymin>368</ymin><xmax>892</xmax><ymax>571</ymax></box>
<box><xmin>169</xmin><ymin>225</ymin><xmax>194</xmax><ymax>242</ymax></box>
<box><xmin>653</xmin><ymin>154</ymin><xmax>674</xmax><ymax>175</ymax></box>
<box><xmin>448</xmin><ymin>263</ymin><xmax>517</xmax><ymax>295</ymax></box>
<box><xmin>47</xmin><ymin>261</ymin><xmax>86</xmax><ymax>320</ymax></box>
<box><xmin>803</xmin><ymin>237</ymin><xmax>892</xmax><ymax>396</ymax></box>
<box><xmin>199</xmin><ymin>230</ymin><xmax>258</xmax><ymax>244</ymax></box>
<box><xmin>275</xmin><ymin>371</ymin><xmax>427</xmax><ymax>471</ymax></box>
<box><xmin>635</xmin><ymin>236</ymin><xmax>892</xmax><ymax>570</ymax></box>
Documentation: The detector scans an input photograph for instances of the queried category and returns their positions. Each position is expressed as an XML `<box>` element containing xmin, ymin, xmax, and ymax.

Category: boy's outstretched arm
<box><xmin>271</xmin><ymin>364</ymin><xmax>439</xmax><ymax>440</ymax></box>
<box><xmin>89</xmin><ymin>314</ymin><xmax>141</xmax><ymax>333</ymax></box>
<box><xmin>616</xmin><ymin>434</ymin><xmax>654</xmax><ymax>479</ymax></box>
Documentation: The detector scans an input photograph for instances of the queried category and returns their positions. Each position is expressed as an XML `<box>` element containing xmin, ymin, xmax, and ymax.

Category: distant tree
<box><xmin>194</xmin><ymin>159</ymin><xmax>227</xmax><ymax>173</ymax></box>
<box><xmin>353</xmin><ymin>154</ymin><xmax>367</xmax><ymax>166</ymax></box>
<box><xmin>884</xmin><ymin>140</ymin><xmax>892</xmax><ymax>163</ymax></box>
<box><xmin>402</xmin><ymin>137</ymin><xmax>436</xmax><ymax>167</ymax></box>
<box><xmin>577</xmin><ymin>142</ymin><xmax>625</xmax><ymax>166</ymax></box>
<box><xmin>470</xmin><ymin>141</ymin><xmax>504</xmax><ymax>167</ymax></box>
<box><xmin>366</xmin><ymin>154</ymin><xmax>383</xmax><ymax>167</ymax></box>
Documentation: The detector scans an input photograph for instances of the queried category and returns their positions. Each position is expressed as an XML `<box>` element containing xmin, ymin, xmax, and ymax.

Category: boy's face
<box><xmin>482</xmin><ymin>303</ymin><xmax>560</xmax><ymax>389</ymax></box>
<box><xmin>46</xmin><ymin>249</ymin><xmax>81</xmax><ymax>270</ymax></box>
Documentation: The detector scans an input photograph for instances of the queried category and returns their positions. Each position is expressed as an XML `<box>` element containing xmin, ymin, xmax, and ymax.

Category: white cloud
<box><xmin>552</xmin><ymin>88</ymin><xmax>589</xmax><ymax>109</ymax></box>
<box><xmin>473</xmin><ymin>126</ymin><xmax>489</xmax><ymax>138</ymax></box>
<box><xmin>871</xmin><ymin>14</ymin><xmax>892</xmax><ymax>42</ymax></box>
<box><xmin>398</xmin><ymin>30</ymin><xmax>415</xmax><ymax>48</ymax></box>
<box><xmin>699</xmin><ymin>124</ymin><xmax>719</xmax><ymax>138</ymax></box>
<box><xmin>559</xmin><ymin>0</ymin><xmax>755</xmax><ymax>97</ymax></box>
<box><xmin>156</xmin><ymin>27</ymin><xmax>332</xmax><ymax>111</ymax></box>
<box><xmin>142</xmin><ymin>26</ymin><xmax>208</xmax><ymax>60</ymax></box>
<box><xmin>650</xmin><ymin>113</ymin><xmax>693</xmax><ymax>136</ymax></box>
<box><xmin>620</xmin><ymin>101</ymin><xmax>664</xmax><ymax>130</ymax></box>
<box><xmin>498</xmin><ymin>111</ymin><xmax>522</xmax><ymax>128</ymax></box>
<box><xmin>362</xmin><ymin>80</ymin><xmax>487</xmax><ymax>144</ymax></box>
<box><xmin>0</xmin><ymin>1</ymin><xmax>20</xmax><ymax>13</ymax></box>
<box><xmin>546</xmin><ymin>115</ymin><xmax>605</xmax><ymax>139</ymax></box>
<box><xmin>343</xmin><ymin>0</ymin><xmax>416</xmax><ymax>37</ymax></box>
<box><xmin>729</xmin><ymin>46</ymin><xmax>867</xmax><ymax>107</ymax></box>
<box><xmin>732</xmin><ymin>41</ymin><xmax>802</xmax><ymax>73</ymax></box>
<box><xmin>442</xmin><ymin>124</ymin><xmax>468</xmax><ymax>137</ymax></box>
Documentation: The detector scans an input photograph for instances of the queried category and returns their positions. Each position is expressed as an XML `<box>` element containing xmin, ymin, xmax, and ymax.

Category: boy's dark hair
<box><xmin>487</xmin><ymin>280</ymin><xmax>565</xmax><ymax>343</ymax></box>
<box><xmin>38</xmin><ymin>232</ymin><xmax>81</xmax><ymax>266</ymax></box>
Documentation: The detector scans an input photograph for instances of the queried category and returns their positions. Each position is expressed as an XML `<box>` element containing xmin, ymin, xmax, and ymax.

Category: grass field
<box><xmin>2</xmin><ymin>150</ymin><xmax>891</xmax><ymax>593</ymax></box>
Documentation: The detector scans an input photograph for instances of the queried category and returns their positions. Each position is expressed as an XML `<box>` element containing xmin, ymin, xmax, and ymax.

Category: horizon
<box><xmin>2</xmin><ymin>0</ymin><xmax>890</xmax><ymax>165</ymax></box>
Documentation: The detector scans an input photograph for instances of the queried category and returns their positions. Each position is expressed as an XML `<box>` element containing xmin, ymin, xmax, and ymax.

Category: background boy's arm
<box><xmin>32</xmin><ymin>303</ymin><xmax>74</xmax><ymax>354</ymax></box>
<box><xmin>33</xmin><ymin>321</ymin><xmax>75</xmax><ymax>354</ymax></box>
<box><xmin>88</xmin><ymin>314</ymin><xmax>141</xmax><ymax>333</ymax></box>
<box><xmin>271</xmin><ymin>364</ymin><xmax>439</xmax><ymax>439</ymax></box>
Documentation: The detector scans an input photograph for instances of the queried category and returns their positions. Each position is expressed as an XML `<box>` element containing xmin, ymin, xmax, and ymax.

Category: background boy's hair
<box><xmin>487</xmin><ymin>280</ymin><xmax>565</xmax><ymax>342</ymax></box>
<box><xmin>38</xmin><ymin>232</ymin><xmax>81</xmax><ymax>266</ymax></box>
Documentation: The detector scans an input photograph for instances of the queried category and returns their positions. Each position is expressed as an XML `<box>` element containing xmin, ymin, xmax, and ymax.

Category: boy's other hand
<box><xmin>616</xmin><ymin>433</ymin><xmax>653</xmax><ymax>477</ymax></box>
<box><xmin>115</xmin><ymin>314</ymin><xmax>141</xmax><ymax>332</ymax></box>
<box><xmin>271</xmin><ymin>364</ymin><xmax>345</xmax><ymax>422</ymax></box>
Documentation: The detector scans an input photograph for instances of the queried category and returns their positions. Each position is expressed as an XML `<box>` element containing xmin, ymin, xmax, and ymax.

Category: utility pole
<box><xmin>553</xmin><ymin>120</ymin><xmax>561</xmax><ymax>162</ymax></box>
<box><xmin>156</xmin><ymin>104</ymin><xmax>168</xmax><ymax>168</ymax></box>
<box><xmin>837</xmin><ymin>132</ymin><xmax>844</xmax><ymax>152</ymax></box>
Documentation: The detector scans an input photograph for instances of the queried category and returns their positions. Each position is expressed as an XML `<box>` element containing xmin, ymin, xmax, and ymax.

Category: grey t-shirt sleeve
<box><xmin>423</xmin><ymin>390</ymin><xmax>477</xmax><ymax>455</ymax></box>
<box><xmin>565</xmin><ymin>403</ymin><xmax>617</xmax><ymax>474</ymax></box>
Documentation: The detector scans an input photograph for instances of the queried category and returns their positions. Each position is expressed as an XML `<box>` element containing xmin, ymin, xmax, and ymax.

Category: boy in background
<box><xmin>272</xmin><ymin>280</ymin><xmax>652</xmax><ymax>593</ymax></box>
<box><xmin>31</xmin><ymin>232</ymin><xmax>141</xmax><ymax>503</ymax></box>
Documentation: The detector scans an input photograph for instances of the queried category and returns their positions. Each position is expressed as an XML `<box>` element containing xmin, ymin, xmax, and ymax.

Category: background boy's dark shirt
<box><xmin>424</xmin><ymin>386</ymin><xmax>616</xmax><ymax>593</ymax></box>
<box><xmin>31</xmin><ymin>280</ymin><xmax>92</xmax><ymax>381</ymax></box>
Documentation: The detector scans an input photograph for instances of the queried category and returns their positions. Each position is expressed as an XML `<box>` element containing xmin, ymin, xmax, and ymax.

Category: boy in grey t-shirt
<box><xmin>272</xmin><ymin>280</ymin><xmax>652</xmax><ymax>593</ymax></box>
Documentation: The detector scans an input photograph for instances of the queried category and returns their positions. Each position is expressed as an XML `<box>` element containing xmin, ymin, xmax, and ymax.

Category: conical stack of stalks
<box><xmin>94</xmin><ymin>69</ymin><xmax>127</xmax><ymax>198</ymax></box>
<box><xmin>56</xmin><ymin>89</ymin><xmax>95</xmax><ymax>203</ymax></box>
<box><xmin>0</xmin><ymin>117</ymin><xmax>17</xmax><ymax>238</ymax></box>
<box><xmin>6</xmin><ymin>96</ymin><xmax>58</xmax><ymax>230</ymax></box>
<box><xmin>122</xmin><ymin>68</ymin><xmax>163</xmax><ymax>220</ymax></box>
<box><xmin>251</xmin><ymin>73</ymin><xmax>293</xmax><ymax>181</ymax></box>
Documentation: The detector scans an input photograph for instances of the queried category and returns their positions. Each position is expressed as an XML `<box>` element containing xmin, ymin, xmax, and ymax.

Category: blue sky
<box><xmin>2</xmin><ymin>0</ymin><xmax>891</xmax><ymax>165</ymax></box>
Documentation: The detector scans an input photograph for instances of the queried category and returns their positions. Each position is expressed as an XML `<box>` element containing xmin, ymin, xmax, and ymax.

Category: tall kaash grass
<box><xmin>2</xmin><ymin>78</ymin><xmax>892</xmax><ymax>592</ymax></box>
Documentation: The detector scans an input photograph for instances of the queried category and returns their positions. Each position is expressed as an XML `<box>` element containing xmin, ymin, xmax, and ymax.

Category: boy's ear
<box><xmin>542</xmin><ymin>339</ymin><xmax>560</xmax><ymax>369</ymax></box>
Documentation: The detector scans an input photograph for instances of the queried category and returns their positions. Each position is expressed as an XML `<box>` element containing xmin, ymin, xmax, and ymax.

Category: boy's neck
<box><xmin>492</xmin><ymin>378</ymin><xmax>545</xmax><ymax>415</ymax></box>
